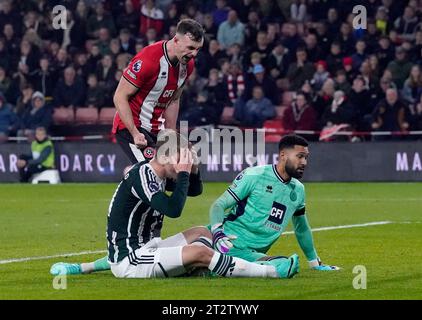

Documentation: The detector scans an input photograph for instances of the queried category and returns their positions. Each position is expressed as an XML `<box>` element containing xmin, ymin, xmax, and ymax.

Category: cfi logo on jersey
<box><xmin>143</xmin><ymin>147</ymin><xmax>156</xmax><ymax>159</ymax></box>
<box><xmin>132</xmin><ymin>60</ymin><xmax>142</xmax><ymax>73</ymax></box>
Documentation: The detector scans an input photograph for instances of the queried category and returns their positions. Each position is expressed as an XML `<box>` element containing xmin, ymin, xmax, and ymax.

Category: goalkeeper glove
<box><xmin>309</xmin><ymin>258</ymin><xmax>340</xmax><ymax>271</ymax></box>
<box><xmin>211</xmin><ymin>223</ymin><xmax>237</xmax><ymax>253</ymax></box>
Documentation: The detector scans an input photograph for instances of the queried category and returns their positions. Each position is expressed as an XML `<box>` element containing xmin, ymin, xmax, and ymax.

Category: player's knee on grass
<box><xmin>182</xmin><ymin>244</ymin><xmax>214</xmax><ymax>267</ymax></box>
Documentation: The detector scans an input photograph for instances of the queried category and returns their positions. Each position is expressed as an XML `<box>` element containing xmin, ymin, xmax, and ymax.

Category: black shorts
<box><xmin>115</xmin><ymin>128</ymin><xmax>157</xmax><ymax>165</ymax></box>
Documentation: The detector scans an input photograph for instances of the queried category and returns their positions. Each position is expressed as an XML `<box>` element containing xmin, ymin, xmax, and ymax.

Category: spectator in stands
<box><xmin>376</xmin><ymin>35</ymin><xmax>395</xmax><ymax>71</ymax></box>
<box><xmin>29</xmin><ymin>56</ymin><xmax>56</xmax><ymax>100</ymax></box>
<box><xmin>119</xmin><ymin>28</ymin><xmax>136</xmax><ymax>55</ymax></box>
<box><xmin>97</xmin><ymin>28</ymin><xmax>112</xmax><ymax>56</ymax></box>
<box><xmin>225</xmin><ymin>62</ymin><xmax>245</xmax><ymax>106</ymax></box>
<box><xmin>116</xmin><ymin>0</ymin><xmax>140</xmax><ymax>35</ymax></box>
<box><xmin>349</xmin><ymin>76</ymin><xmax>372</xmax><ymax>131</ymax></box>
<box><xmin>245</xmin><ymin>64</ymin><xmax>279</xmax><ymax>105</ymax></box>
<box><xmin>311</xmin><ymin>60</ymin><xmax>330</xmax><ymax>91</ymax></box>
<box><xmin>85</xmin><ymin>74</ymin><xmax>106</xmax><ymax>110</ymax></box>
<box><xmin>17</xmin><ymin>126</ymin><xmax>55</xmax><ymax>182</ymax></box>
<box><xmin>287</xmin><ymin>47</ymin><xmax>315</xmax><ymax>91</ymax></box>
<box><xmin>0</xmin><ymin>92</ymin><xmax>17</xmax><ymax>142</ymax></box>
<box><xmin>351</xmin><ymin>40</ymin><xmax>368</xmax><ymax>72</ymax></box>
<box><xmin>227</xmin><ymin>43</ymin><xmax>244</xmax><ymax>66</ymax></box>
<box><xmin>74</xmin><ymin>51</ymin><xmax>90</xmax><ymax>81</ymax></box>
<box><xmin>239</xmin><ymin>85</ymin><xmax>275</xmax><ymax>128</ymax></box>
<box><xmin>0</xmin><ymin>38</ymin><xmax>10</xmax><ymax>71</ymax></box>
<box><xmin>245</xmin><ymin>30</ymin><xmax>272</xmax><ymax>69</ymax></box>
<box><xmin>217</xmin><ymin>10</ymin><xmax>245</xmax><ymax>50</ymax></box>
<box><xmin>96</xmin><ymin>54</ymin><xmax>116</xmax><ymax>87</ymax></box>
<box><xmin>304</xmin><ymin>33</ymin><xmax>324</xmax><ymax>63</ymax></box>
<box><xmin>409</xmin><ymin>94</ymin><xmax>422</xmax><ymax>130</ymax></box>
<box><xmin>394</xmin><ymin>6</ymin><xmax>420</xmax><ymax>42</ymax></box>
<box><xmin>0</xmin><ymin>0</ymin><xmax>21</xmax><ymax>37</ymax></box>
<box><xmin>283</xmin><ymin>91</ymin><xmax>317</xmax><ymax>131</ymax></box>
<box><xmin>267</xmin><ymin>42</ymin><xmax>290</xmax><ymax>79</ymax></box>
<box><xmin>401</xmin><ymin>65</ymin><xmax>422</xmax><ymax>105</ymax></box>
<box><xmin>203</xmin><ymin>13</ymin><xmax>218</xmax><ymax>40</ymax></box>
<box><xmin>371</xmin><ymin>88</ymin><xmax>410</xmax><ymax>138</ymax></box>
<box><xmin>139</xmin><ymin>0</ymin><xmax>164</xmax><ymax>36</ymax></box>
<box><xmin>313</xmin><ymin>78</ymin><xmax>335</xmax><ymax>120</ymax></box>
<box><xmin>387</xmin><ymin>46</ymin><xmax>413</xmax><ymax>89</ymax></box>
<box><xmin>3</xmin><ymin>23</ymin><xmax>19</xmax><ymax>59</ymax></box>
<box><xmin>244</xmin><ymin>10</ymin><xmax>261</xmax><ymax>46</ymax></box>
<box><xmin>0</xmin><ymin>66</ymin><xmax>12</xmax><ymax>101</ymax></box>
<box><xmin>213</xmin><ymin>0</ymin><xmax>230</xmax><ymax>27</ymax></box>
<box><xmin>326</xmin><ymin>42</ymin><xmax>344</xmax><ymax>75</ymax></box>
<box><xmin>86</xmin><ymin>43</ymin><xmax>102</xmax><ymax>74</ymax></box>
<box><xmin>320</xmin><ymin>90</ymin><xmax>356</xmax><ymax>130</ymax></box>
<box><xmin>334</xmin><ymin>70</ymin><xmax>352</xmax><ymax>95</ymax></box>
<box><xmin>53</xmin><ymin>67</ymin><xmax>85</xmax><ymax>110</ymax></box>
<box><xmin>326</xmin><ymin>8</ymin><xmax>341</xmax><ymax>40</ymax></box>
<box><xmin>196</xmin><ymin>39</ymin><xmax>227</xmax><ymax>78</ymax></box>
<box><xmin>87</xmin><ymin>2</ymin><xmax>116</xmax><ymax>39</ymax></box>
<box><xmin>19</xmin><ymin>91</ymin><xmax>52</xmax><ymax>138</ymax></box>
<box><xmin>14</xmin><ymin>83</ymin><xmax>34</xmax><ymax>117</ymax></box>
<box><xmin>52</xmin><ymin>47</ymin><xmax>70</xmax><ymax>77</ymax></box>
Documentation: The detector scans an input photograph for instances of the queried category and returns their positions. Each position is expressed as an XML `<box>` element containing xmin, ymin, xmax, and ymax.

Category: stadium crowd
<box><xmin>0</xmin><ymin>0</ymin><xmax>421</xmax><ymax>142</ymax></box>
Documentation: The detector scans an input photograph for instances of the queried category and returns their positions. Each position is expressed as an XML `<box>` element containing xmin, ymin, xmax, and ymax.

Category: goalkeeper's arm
<box><xmin>292</xmin><ymin>210</ymin><xmax>340</xmax><ymax>270</ymax></box>
<box><xmin>292</xmin><ymin>209</ymin><xmax>318</xmax><ymax>263</ymax></box>
<box><xmin>209</xmin><ymin>191</ymin><xmax>238</xmax><ymax>253</ymax></box>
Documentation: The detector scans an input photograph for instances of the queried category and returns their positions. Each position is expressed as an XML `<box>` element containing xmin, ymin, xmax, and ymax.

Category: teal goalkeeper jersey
<box><xmin>223</xmin><ymin>165</ymin><xmax>306</xmax><ymax>253</ymax></box>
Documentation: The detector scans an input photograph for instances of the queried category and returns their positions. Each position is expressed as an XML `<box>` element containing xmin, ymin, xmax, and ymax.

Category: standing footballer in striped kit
<box><xmin>112</xmin><ymin>18</ymin><xmax>204</xmax><ymax>164</ymax></box>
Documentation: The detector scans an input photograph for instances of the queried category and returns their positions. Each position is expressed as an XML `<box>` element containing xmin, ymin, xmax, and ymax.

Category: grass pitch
<box><xmin>0</xmin><ymin>182</ymin><xmax>421</xmax><ymax>300</ymax></box>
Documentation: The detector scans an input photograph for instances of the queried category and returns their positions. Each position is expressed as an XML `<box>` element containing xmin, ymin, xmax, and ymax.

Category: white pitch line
<box><xmin>0</xmin><ymin>220</ymin><xmax>397</xmax><ymax>265</ymax></box>
<box><xmin>0</xmin><ymin>250</ymin><xmax>107</xmax><ymax>265</ymax></box>
<box><xmin>283</xmin><ymin>220</ymin><xmax>393</xmax><ymax>235</ymax></box>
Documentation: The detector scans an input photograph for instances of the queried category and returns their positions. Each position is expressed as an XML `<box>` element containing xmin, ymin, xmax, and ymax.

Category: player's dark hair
<box><xmin>278</xmin><ymin>135</ymin><xmax>309</xmax><ymax>151</ymax></box>
<box><xmin>176</xmin><ymin>19</ymin><xmax>204</xmax><ymax>42</ymax></box>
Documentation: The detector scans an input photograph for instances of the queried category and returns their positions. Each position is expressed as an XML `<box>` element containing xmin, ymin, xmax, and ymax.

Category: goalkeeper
<box><xmin>210</xmin><ymin>134</ymin><xmax>339</xmax><ymax>271</ymax></box>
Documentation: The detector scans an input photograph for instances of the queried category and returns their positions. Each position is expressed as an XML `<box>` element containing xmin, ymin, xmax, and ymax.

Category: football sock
<box><xmin>208</xmin><ymin>252</ymin><xmax>277</xmax><ymax>278</ymax></box>
<box><xmin>80</xmin><ymin>256</ymin><xmax>110</xmax><ymax>273</ymax></box>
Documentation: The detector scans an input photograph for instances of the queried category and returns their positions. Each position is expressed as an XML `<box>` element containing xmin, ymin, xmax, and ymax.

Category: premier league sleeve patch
<box><xmin>132</xmin><ymin>60</ymin><xmax>142</xmax><ymax>73</ymax></box>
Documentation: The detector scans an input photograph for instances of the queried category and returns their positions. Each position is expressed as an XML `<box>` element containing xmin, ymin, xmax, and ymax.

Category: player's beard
<box><xmin>285</xmin><ymin>159</ymin><xmax>305</xmax><ymax>179</ymax></box>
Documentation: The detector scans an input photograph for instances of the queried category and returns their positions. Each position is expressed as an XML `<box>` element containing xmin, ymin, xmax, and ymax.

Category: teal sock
<box><xmin>80</xmin><ymin>256</ymin><xmax>110</xmax><ymax>273</ymax></box>
<box><xmin>93</xmin><ymin>256</ymin><xmax>110</xmax><ymax>271</ymax></box>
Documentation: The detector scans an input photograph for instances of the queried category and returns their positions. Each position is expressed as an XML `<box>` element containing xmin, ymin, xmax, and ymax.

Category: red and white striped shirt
<box><xmin>112</xmin><ymin>40</ymin><xmax>194</xmax><ymax>135</ymax></box>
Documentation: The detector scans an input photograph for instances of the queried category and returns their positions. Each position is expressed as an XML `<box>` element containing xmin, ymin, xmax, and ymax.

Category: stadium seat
<box><xmin>220</xmin><ymin>106</ymin><xmax>235</xmax><ymax>124</ymax></box>
<box><xmin>282</xmin><ymin>91</ymin><xmax>296</xmax><ymax>106</ymax></box>
<box><xmin>53</xmin><ymin>107</ymin><xmax>75</xmax><ymax>125</ymax></box>
<box><xmin>98</xmin><ymin>107</ymin><xmax>116</xmax><ymax>124</ymax></box>
<box><xmin>263</xmin><ymin>119</ymin><xmax>283</xmax><ymax>134</ymax></box>
<box><xmin>75</xmin><ymin>108</ymin><xmax>99</xmax><ymax>125</ymax></box>
<box><xmin>31</xmin><ymin>169</ymin><xmax>61</xmax><ymax>184</ymax></box>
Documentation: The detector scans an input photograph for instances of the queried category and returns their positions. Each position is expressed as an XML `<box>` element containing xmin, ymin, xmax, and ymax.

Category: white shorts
<box><xmin>110</xmin><ymin>236</ymin><xmax>186</xmax><ymax>278</ymax></box>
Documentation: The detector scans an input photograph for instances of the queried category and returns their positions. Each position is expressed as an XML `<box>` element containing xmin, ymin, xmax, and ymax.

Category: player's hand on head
<box><xmin>309</xmin><ymin>258</ymin><xmax>340</xmax><ymax>271</ymax></box>
<box><xmin>211</xmin><ymin>223</ymin><xmax>237</xmax><ymax>254</ymax></box>
<box><xmin>174</xmin><ymin>148</ymin><xmax>193</xmax><ymax>174</ymax></box>
<box><xmin>133</xmin><ymin>131</ymin><xmax>147</xmax><ymax>148</ymax></box>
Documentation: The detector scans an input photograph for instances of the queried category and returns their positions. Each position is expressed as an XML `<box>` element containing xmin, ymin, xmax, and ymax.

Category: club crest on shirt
<box><xmin>143</xmin><ymin>147</ymin><xmax>156</xmax><ymax>159</ymax></box>
<box><xmin>132</xmin><ymin>60</ymin><xmax>142</xmax><ymax>73</ymax></box>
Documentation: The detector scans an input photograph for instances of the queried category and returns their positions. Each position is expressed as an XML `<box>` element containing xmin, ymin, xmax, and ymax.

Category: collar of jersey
<box><xmin>272</xmin><ymin>164</ymin><xmax>291</xmax><ymax>184</ymax></box>
<box><xmin>163</xmin><ymin>41</ymin><xmax>179</xmax><ymax>67</ymax></box>
<box><xmin>145</xmin><ymin>163</ymin><xmax>164</xmax><ymax>183</ymax></box>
